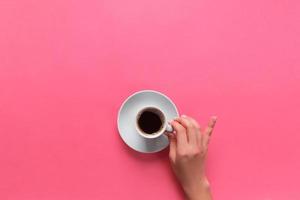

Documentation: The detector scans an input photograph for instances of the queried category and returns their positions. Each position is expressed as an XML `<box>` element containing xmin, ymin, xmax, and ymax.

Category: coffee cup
<box><xmin>136</xmin><ymin>106</ymin><xmax>173</xmax><ymax>139</ymax></box>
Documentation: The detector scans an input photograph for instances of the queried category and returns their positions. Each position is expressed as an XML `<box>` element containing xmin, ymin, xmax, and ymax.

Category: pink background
<box><xmin>0</xmin><ymin>0</ymin><xmax>299</xmax><ymax>199</ymax></box>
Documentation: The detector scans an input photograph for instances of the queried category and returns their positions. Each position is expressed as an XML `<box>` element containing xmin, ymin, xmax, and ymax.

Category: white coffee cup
<box><xmin>135</xmin><ymin>106</ymin><xmax>173</xmax><ymax>139</ymax></box>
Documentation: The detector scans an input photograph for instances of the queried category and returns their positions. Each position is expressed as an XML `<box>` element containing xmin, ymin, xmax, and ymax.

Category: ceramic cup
<box><xmin>135</xmin><ymin>106</ymin><xmax>173</xmax><ymax>139</ymax></box>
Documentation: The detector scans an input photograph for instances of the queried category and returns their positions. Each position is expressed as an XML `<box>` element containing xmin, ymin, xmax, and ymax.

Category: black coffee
<box><xmin>138</xmin><ymin>111</ymin><xmax>163</xmax><ymax>134</ymax></box>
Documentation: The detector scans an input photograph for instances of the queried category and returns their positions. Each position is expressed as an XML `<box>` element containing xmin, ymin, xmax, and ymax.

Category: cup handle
<box><xmin>165</xmin><ymin>123</ymin><xmax>173</xmax><ymax>132</ymax></box>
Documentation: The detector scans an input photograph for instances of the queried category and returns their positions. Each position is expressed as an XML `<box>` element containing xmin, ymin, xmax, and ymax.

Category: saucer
<box><xmin>117</xmin><ymin>90</ymin><xmax>179</xmax><ymax>153</ymax></box>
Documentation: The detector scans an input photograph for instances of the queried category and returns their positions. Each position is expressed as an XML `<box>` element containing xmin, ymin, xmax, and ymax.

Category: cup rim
<box><xmin>135</xmin><ymin>106</ymin><xmax>167</xmax><ymax>139</ymax></box>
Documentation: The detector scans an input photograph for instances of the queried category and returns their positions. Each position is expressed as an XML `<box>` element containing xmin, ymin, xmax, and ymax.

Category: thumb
<box><xmin>167</xmin><ymin>133</ymin><xmax>176</xmax><ymax>162</ymax></box>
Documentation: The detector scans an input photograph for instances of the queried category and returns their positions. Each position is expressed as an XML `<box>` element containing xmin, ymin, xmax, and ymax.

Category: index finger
<box><xmin>170</xmin><ymin>120</ymin><xmax>188</xmax><ymax>148</ymax></box>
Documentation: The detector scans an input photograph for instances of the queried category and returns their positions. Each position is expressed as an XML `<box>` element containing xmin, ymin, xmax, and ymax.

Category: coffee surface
<box><xmin>138</xmin><ymin>111</ymin><xmax>162</xmax><ymax>134</ymax></box>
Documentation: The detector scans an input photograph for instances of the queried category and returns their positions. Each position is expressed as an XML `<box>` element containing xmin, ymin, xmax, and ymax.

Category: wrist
<box><xmin>183</xmin><ymin>178</ymin><xmax>212</xmax><ymax>200</ymax></box>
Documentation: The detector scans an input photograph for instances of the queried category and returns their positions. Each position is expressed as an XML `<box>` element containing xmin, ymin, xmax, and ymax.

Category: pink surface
<box><xmin>0</xmin><ymin>0</ymin><xmax>299</xmax><ymax>199</ymax></box>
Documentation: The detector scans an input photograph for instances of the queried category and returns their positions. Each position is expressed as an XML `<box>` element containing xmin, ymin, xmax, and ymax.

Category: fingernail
<box><xmin>181</xmin><ymin>114</ymin><xmax>187</xmax><ymax>118</ymax></box>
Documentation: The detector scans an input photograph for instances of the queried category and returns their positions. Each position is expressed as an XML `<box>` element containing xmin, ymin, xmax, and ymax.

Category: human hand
<box><xmin>167</xmin><ymin>115</ymin><xmax>217</xmax><ymax>200</ymax></box>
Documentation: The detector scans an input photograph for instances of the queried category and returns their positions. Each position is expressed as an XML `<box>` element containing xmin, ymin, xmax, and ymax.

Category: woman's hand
<box><xmin>168</xmin><ymin>115</ymin><xmax>217</xmax><ymax>200</ymax></box>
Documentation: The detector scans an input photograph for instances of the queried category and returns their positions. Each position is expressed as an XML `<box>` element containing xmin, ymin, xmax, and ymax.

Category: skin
<box><xmin>167</xmin><ymin>115</ymin><xmax>217</xmax><ymax>200</ymax></box>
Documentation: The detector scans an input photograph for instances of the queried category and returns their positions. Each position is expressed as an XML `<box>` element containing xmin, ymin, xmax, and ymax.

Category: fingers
<box><xmin>171</xmin><ymin>115</ymin><xmax>217</xmax><ymax>156</ymax></box>
<box><xmin>187</xmin><ymin>117</ymin><xmax>203</xmax><ymax>148</ymax></box>
<box><xmin>206</xmin><ymin>116</ymin><xmax>217</xmax><ymax>136</ymax></box>
<box><xmin>170</xmin><ymin>120</ymin><xmax>188</xmax><ymax>151</ymax></box>
<box><xmin>205</xmin><ymin>116</ymin><xmax>217</xmax><ymax>140</ymax></box>
<box><xmin>182</xmin><ymin>115</ymin><xmax>202</xmax><ymax>147</ymax></box>
<box><xmin>175</xmin><ymin>115</ymin><xmax>199</xmax><ymax>146</ymax></box>
<box><xmin>181</xmin><ymin>115</ymin><xmax>201</xmax><ymax>130</ymax></box>
<box><xmin>203</xmin><ymin>116</ymin><xmax>217</xmax><ymax>148</ymax></box>
<box><xmin>167</xmin><ymin>133</ymin><xmax>176</xmax><ymax>162</ymax></box>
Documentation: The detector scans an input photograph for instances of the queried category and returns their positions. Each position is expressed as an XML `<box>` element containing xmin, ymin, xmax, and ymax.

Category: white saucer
<box><xmin>117</xmin><ymin>90</ymin><xmax>179</xmax><ymax>153</ymax></box>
